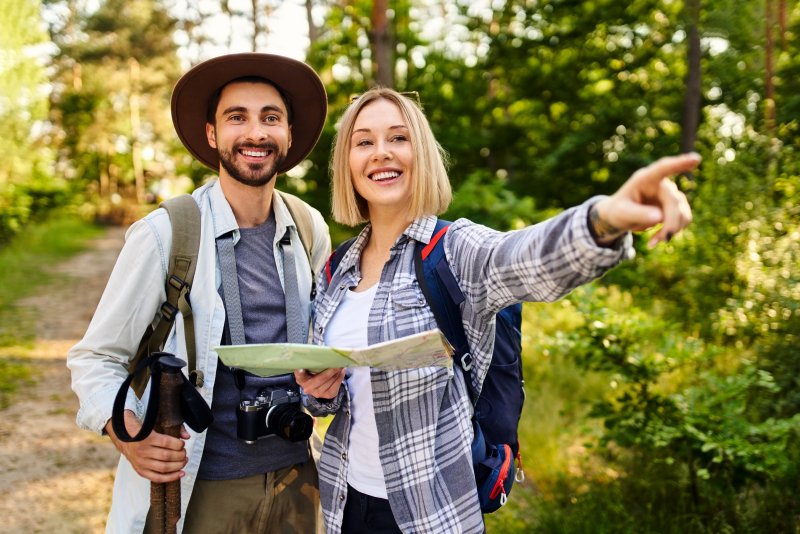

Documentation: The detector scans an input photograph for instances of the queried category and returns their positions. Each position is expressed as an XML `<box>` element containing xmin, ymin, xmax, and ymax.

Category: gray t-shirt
<box><xmin>198</xmin><ymin>214</ymin><xmax>309</xmax><ymax>480</ymax></box>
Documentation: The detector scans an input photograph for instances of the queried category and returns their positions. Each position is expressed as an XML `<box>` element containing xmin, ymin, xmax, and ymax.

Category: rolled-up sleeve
<box><xmin>446</xmin><ymin>196</ymin><xmax>635</xmax><ymax>318</ymax></box>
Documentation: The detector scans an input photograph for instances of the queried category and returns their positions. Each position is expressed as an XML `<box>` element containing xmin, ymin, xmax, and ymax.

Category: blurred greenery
<box><xmin>0</xmin><ymin>212</ymin><xmax>104</xmax><ymax>346</ymax></box>
<box><xmin>1</xmin><ymin>0</ymin><xmax>798</xmax><ymax>531</ymax></box>
<box><xmin>0</xmin><ymin>212</ymin><xmax>102</xmax><ymax>407</ymax></box>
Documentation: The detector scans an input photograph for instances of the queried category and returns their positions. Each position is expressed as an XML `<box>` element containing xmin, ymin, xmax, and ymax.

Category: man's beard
<box><xmin>218</xmin><ymin>142</ymin><xmax>286</xmax><ymax>187</ymax></box>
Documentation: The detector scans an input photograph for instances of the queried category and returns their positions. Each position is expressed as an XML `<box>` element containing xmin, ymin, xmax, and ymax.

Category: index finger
<box><xmin>634</xmin><ymin>152</ymin><xmax>702</xmax><ymax>184</ymax></box>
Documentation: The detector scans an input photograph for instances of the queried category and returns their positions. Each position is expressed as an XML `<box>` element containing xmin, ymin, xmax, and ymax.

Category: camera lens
<box><xmin>266</xmin><ymin>404</ymin><xmax>313</xmax><ymax>442</ymax></box>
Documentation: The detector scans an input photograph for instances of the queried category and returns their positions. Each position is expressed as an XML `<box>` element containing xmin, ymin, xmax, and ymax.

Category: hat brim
<box><xmin>171</xmin><ymin>53</ymin><xmax>327</xmax><ymax>174</ymax></box>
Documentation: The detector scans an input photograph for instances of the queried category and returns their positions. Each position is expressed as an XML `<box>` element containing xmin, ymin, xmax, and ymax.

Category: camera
<box><xmin>237</xmin><ymin>386</ymin><xmax>313</xmax><ymax>444</ymax></box>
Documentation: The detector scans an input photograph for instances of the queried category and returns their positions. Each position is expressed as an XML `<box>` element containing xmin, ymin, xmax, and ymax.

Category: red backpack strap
<box><xmin>325</xmin><ymin>250</ymin><xmax>336</xmax><ymax>284</ymax></box>
<box><xmin>421</xmin><ymin>224</ymin><xmax>450</xmax><ymax>261</ymax></box>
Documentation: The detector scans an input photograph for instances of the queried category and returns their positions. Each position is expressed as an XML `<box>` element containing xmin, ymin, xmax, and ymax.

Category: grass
<box><xmin>0</xmin><ymin>211</ymin><xmax>104</xmax><ymax>405</ymax></box>
<box><xmin>484</xmin><ymin>298</ymin><xmax>614</xmax><ymax>533</ymax></box>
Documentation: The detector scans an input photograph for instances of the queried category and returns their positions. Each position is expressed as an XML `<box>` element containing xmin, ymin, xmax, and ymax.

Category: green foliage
<box><xmin>47</xmin><ymin>0</ymin><xmax>182</xmax><ymax>201</ymax></box>
<box><xmin>525</xmin><ymin>284</ymin><xmax>800</xmax><ymax>531</ymax></box>
<box><xmin>454</xmin><ymin>0</ymin><xmax>687</xmax><ymax>209</ymax></box>
<box><xmin>0</xmin><ymin>176</ymin><xmax>72</xmax><ymax>244</ymax></box>
<box><xmin>0</xmin><ymin>0</ymin><xmax>51</xmax><ymax>185</ymax></box>
<box><xmin>445</xmin><ymin>169</ymin><xmax>540</xmax><ymax>229</ymax></box>
<box><xmin>0</xmin><ymin>212</ymin><xmax>103</xmax><ymax>346</ymax></box>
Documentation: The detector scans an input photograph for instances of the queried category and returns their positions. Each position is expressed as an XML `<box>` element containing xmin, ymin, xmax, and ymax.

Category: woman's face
<box><xmin>348</xmin><ymin>98</ymin><xmax>414</xmax><ymax>218</ymax></box>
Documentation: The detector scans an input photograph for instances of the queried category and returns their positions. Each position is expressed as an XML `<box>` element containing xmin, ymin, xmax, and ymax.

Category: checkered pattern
<box><xmin>304</xmin><ymin>198</ymin><xmax>633</xmax><ymax>533</ymax></box>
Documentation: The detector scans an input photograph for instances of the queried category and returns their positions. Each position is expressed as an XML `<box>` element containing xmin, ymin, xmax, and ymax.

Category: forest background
<box><xmin>1</xmin><ymin>0</ymin><xmax>798</xmax><ymax>532</ymax></box>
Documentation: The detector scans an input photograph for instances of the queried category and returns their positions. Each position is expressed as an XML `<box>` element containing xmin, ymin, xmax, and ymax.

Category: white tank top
<box><xmin>322</xmin><ymin>284</ymin><xmax>388</xmax><ymax>498</ymax></box>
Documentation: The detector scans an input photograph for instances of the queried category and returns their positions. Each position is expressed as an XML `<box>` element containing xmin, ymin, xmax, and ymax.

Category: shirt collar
<box><xmin>404</xmin><ymin>214</ymin><xmax>438</xmax><ymax>245</ymax></box>
<box><xmin>208</xmin><ymin>179</ymin><xmax>238</xmax><ymax>239</ymax></box>
<box><xmin>334</xmin><ymin>214</ymin><xmax>439</xmax><ymax>278</ymax></box>
<box><xmin>208</xmin><ymin>179</ymin><xmax>296</xmax><ymax>241</ymax></box>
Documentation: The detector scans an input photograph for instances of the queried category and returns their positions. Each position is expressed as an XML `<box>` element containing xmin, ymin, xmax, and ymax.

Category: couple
<box><xmin>68</xmin><ymin>53</ymin><xmax>698</xmax><ymax>534</ymax></box>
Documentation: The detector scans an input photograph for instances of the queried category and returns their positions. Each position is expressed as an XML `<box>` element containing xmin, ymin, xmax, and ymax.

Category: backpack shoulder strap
<box><xmin>413</xmin><ymin>219</ymin><xmax>474</xmax><ymax>379</ymax></box>
<box><xmin>131</xmin><ymin>194</ymin><xmax>201</xmax><ymax>395</ymax></box>
<box><xmin>325</xmin><ymin>237</ymin><xmax>357</xmax><ymax>284</ymax></box>
<box><xmin>163</xmin><ymin>194</ymin><xmax>201</xmax><ymax>289</ymax></box>
<box><xmin>276</xmin><ymin>190</ymin><xmax>314</xmax><ymax>268</ymax></box>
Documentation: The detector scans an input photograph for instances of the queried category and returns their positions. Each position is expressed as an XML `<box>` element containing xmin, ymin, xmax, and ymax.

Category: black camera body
<box><xmin>237</xmin><ymin>386</ymin><xmax>313</xmax><ymax>444</ymax></box>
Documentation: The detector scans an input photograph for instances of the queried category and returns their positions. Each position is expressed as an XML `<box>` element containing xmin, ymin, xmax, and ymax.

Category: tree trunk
<box><xmin>680</xmin><ymin>0</ymin><xmax>702</xmax><ymax>155</ymax></box>
<box><xmin>764</xmin><ymin>0</ymin><xmax>776</xmax><ymax>134</ymax></box>
<box><xmin>221</xmin><ymin>0</ymin><xmax>235</xmax><ymax>51</ymax></box>
<box><xmin>370</xmin><ymin>0</ymin><xmax>394</xmax><ymax>87</ymax></box>
<box><xmin>306</xmin><ymin>0</ymin><xmax>318</xmax><ymax>45</ymax></box>
<box><xmin>251</xmin><ymin>0</ymin><xmax>260</xmax><ymax>51</ymax></box>
<box><xmin>778</xmin><ymin>0</ymin><xmax>787</xmax><ymax>51</ymax></box>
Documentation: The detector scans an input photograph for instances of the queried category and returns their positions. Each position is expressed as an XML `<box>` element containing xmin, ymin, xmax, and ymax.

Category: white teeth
<box><xmin>371</xmin><ymin>171</ymin><xmax>400</xmax><ymax>181</ymax></box>
<box><xmin>242</xmin><ymin>149</ymin><xmax>267</xmax><ymax>157</ymax></box>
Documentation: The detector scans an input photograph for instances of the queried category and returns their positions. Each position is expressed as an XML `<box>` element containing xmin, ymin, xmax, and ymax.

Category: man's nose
<box><xmin>245</xmin><ymin>121</ymin><xmax>269</xmax><ymax>140</ymax></box>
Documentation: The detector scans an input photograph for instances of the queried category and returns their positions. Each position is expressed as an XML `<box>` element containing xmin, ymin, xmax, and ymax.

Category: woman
<box><xmin>296</xmin><ymin>88</ymin><xmax>699</xmax><ymax>533</ymax></box>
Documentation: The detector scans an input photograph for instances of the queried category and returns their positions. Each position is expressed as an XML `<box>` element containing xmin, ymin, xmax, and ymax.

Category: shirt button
<box><xmin>339</xmin><ymin>284</ymin><xmax>345</xmax><ymax>290</ymax></box>
<box><xmin>341</xmin><ymin>452</ymin><xmax>347</xmax><ymax>460</ymax></box>
<box><xmin>339</xmin><ymin>494</ymin><xmax>345</xmax><ymax>502</ymax></box>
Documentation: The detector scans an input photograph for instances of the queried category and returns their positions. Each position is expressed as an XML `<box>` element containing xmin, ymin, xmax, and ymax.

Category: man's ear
<box><xmin>206</xmin><ymin>123</ymin><xmax>217</xmax><ymax>149</ymax></box>
<box><xmin>288</xmin><ymin>125</ymin><xmax>292</xmax><ymax>149</ymax></box>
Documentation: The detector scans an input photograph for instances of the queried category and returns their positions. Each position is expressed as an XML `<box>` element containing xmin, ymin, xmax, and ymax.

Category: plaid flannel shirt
<box><xmin>303</xmin><ymin>198</ymin><xmax>634</xmax><ymax>533</ymax></box>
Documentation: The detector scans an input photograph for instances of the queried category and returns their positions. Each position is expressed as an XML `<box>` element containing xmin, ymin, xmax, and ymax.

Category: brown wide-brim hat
<box><xmin>171</xmin><ymin>53</ymin><xmax>327</xmax><ymax>173</ymax></box>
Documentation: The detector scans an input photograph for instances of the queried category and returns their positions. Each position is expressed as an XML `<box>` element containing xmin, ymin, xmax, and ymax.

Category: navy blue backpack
<box><xmin>326</xmin><ymin>219</ymin><xmax>526</xmax><ymax>513</ymax></box>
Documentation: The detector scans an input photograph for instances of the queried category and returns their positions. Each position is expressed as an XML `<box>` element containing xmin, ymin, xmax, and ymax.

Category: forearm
<box><xmin>448</xmin><ymin>198</ymin><xmax>634</xmax><ymax>313</ymax></box>
<box><xmin>588</xmin><ymin>201</ymin><xmax>627</xmax><ymax>246</ymax></box>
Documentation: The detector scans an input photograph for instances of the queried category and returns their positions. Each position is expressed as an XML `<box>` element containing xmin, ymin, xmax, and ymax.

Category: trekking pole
<box><xmin>150</xmin><ymin>354</ymin><xmax>186</xmax><ymax>534</ymax></box>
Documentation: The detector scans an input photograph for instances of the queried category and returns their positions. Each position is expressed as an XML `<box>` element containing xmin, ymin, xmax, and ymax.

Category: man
<box><xmin>67</xmin><ymin>53</ymin><xmax>331</xmax><ymax>533</ymax></box>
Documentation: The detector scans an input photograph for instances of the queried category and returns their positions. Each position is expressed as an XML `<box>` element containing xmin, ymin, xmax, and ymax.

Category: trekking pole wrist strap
<box><xmin>111</xmin><ymin>354</ymin><xmax>162</xmax><ymax>442</ymax></box>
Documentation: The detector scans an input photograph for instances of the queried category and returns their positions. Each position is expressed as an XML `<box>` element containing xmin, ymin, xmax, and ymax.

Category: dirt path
<box><xmin>0</xmin><ymin>225</ymin><xmax>127</xmax><ymax>534</ymax></box>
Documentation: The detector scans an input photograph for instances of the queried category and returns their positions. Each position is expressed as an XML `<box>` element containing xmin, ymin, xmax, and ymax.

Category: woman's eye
<box><xmin>391</xmin><ymin>135</ymin><xmax>407</xmax><ymax>142</ymax></box>
<box><xmin>355</xmin><ymin>139</ymin><xmax>372</xmax><ymax>147</ymax></box>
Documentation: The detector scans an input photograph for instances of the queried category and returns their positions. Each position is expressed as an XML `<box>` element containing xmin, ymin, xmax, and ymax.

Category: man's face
<box><xmin>205</xmin><ymin>81</ymin><xmax>292</xmax><ymax>187</ymax></box>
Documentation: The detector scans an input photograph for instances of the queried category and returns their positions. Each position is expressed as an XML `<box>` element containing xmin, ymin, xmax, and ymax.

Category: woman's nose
<box><xmin>371</xmin><ymin>142</ymin><xmax>391</xmax><ymax>160</ymax></box>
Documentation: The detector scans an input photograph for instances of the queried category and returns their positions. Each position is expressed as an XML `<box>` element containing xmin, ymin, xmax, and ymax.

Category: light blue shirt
<box><xmin>68</xmin><ymin>179</ymin><xmax>330</xmax><ymax>533</ymax></box>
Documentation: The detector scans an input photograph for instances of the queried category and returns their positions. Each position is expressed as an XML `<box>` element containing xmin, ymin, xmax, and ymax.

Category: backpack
<box><xmin>129</xmin><ymin>190</ymin><xmax>316</xmax><ymax>397</ymax></box>
<box><xmin>325</xmin><ymin>218</ymin><xmax>526</xmax><ymax>513</ymax></box>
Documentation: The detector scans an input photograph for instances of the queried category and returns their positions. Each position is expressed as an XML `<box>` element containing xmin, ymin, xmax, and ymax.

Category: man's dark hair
<box><xmin>206</xmin><ymin>76</ymin><xmax>294</xmax><ymax>126</ymax></box>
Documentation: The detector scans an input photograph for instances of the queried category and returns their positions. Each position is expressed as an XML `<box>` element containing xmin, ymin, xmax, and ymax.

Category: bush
<box><xmin>0</xmin><ymin>175</ymin><xmax>73</xmax><ymax>245</ymax></box>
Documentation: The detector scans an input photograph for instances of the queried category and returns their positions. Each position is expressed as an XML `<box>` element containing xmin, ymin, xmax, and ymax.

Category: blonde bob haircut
<box><xmin>330</xmin><ymin>87</ymin><xmax>452</xmax><ymax>226</ymax></box>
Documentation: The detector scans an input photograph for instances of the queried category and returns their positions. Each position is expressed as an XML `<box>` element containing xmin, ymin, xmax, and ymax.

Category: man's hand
<box><xmin>294</xmin><ymin>368</ymin><xmax>345</xmax><ymax>400</ymax></box>
<box><xmin>105</xmin><ymin>410</ymin><xmax>189</xmax><ymax>483</ymax></box>
<box><xmin>590</xmin><ymin>152</ymin><xmax>700</xmax><ymax>248</ymax></box>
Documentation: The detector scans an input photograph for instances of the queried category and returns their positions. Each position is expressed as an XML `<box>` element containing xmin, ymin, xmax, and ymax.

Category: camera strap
<box><xmin>215</xmin><ymin>227</ymin><xmax>307</xmax><ymax>346</ymax></box>
<box><xmin>216</xmin><ymin>233</ymin><xmax>247</xmax><ymax>346</ymax></box>
<box><xmin>216</xmin><ymin>225</ymin><xmax>306</xmax><ymax>398</ymax></box>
